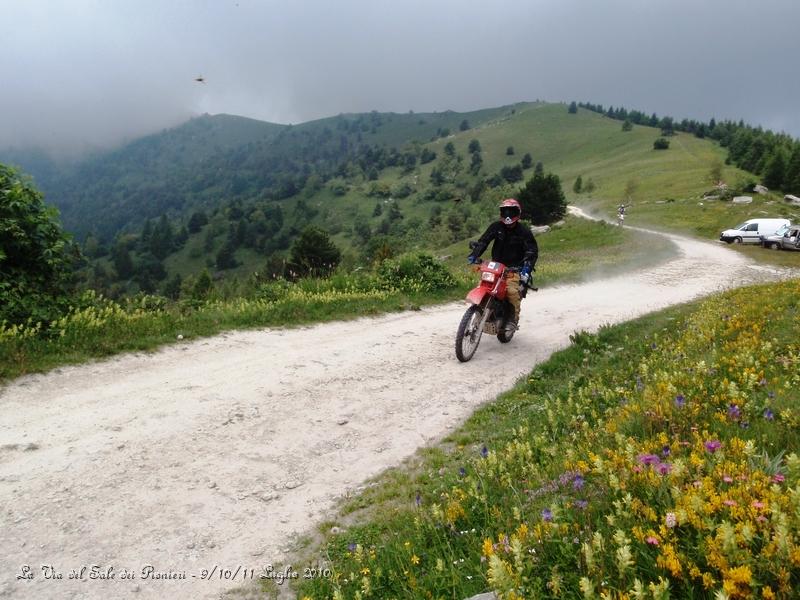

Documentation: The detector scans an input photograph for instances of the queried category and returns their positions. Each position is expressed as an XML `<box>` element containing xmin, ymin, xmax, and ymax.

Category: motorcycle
<box><xmin>455</xmin><ymin>248</ymin><xmax>538</xmax><ymax>362</ymax></box>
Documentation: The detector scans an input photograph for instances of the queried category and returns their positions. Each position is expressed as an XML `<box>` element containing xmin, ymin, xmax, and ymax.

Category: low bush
<box><xmin>377</xmin><ymin>252</ymin><xmax>457</xmax><ymax>293</ymax></box>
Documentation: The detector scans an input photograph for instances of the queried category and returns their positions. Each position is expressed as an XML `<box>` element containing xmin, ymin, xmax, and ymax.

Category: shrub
<box><xmin>377</xmin><ymin>252</ymin><xmax>456</xmax><ymax>293</ymax></box>
<box><xmin>0</xmin><ymin>164</ymin><xmax>78</xmax><ymax>325</ymax></box>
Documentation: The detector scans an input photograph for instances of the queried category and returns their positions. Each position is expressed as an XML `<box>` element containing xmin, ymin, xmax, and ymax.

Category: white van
<box><xmin>720</xmin><ymin>218</ymin><xmax>791</xmax><ymax>244</ymax></box>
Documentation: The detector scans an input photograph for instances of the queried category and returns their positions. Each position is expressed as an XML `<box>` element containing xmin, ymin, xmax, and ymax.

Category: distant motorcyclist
<box><xmin>617</xmin><ymin>203</ymin><xmax>629</xmax><ymax>226</ymax></box>
<box><xmin>467</xmin><ymin>199</ymin><xmax>538</xmax><ymax>326</ymax></box>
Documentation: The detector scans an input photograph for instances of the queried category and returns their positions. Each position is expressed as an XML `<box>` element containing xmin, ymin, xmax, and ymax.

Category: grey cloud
<box><xmin>2</xmin><ymin>0</ymin><xmax>798</xmax><ymax>156</ymax></box>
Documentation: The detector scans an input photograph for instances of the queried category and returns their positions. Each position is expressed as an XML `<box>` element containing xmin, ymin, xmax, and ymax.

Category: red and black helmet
<box><xmin>499</xmin><ymin>198</ymin><xmax>522</xmax><ymax>226</ymax></box>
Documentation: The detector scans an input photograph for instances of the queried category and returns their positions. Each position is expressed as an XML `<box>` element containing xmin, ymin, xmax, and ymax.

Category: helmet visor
<box><xmin>500</xmin><ymin>206</ymin><xmax>520</xmax><ymax>220</ymax></box>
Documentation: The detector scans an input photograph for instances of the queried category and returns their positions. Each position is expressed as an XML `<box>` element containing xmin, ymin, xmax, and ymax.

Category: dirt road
<box><xmin>0</xmin><ymin>212</ymin><xmax>792</xmax><ymax>599</ymax></box>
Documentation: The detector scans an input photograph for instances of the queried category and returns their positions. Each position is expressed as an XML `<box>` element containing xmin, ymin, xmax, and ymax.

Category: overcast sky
<box><xmin>3</xmin><ymin>0</ymin><xmax>799</xmax><ymax>156</ymax></box>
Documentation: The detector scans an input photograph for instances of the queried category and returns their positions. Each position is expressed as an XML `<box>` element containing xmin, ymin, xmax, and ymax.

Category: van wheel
<box><xmin>733</xmin><ymin>237</ymin><xmax>743</xmax><ymax>244</ymax></box>
<box><xmin>771</xmin><ymin>242</ymin><xmax>781</xmax><ymax>250</ymax></box>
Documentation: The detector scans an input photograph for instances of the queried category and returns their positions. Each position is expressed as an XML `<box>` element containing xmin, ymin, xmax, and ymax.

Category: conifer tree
<box><xmin>517</xmin><ymin>171</ymin><xmax>567</xmax><ymax>225</ymax></box>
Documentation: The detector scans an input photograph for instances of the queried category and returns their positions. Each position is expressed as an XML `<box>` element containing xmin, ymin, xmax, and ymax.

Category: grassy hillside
<box><xmin>11</xmin><ymin>100</ymin><xmax>797</xmax><ymax>299</ymax></box>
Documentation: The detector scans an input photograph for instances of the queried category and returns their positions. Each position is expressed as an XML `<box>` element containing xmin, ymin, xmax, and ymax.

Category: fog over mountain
<box><xmin>3</xmin><ymin>0</ymin><xmax>799</xmax><ymax>157</ymax></box>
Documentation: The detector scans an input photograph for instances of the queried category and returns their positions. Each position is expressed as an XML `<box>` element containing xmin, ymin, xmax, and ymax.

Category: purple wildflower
<box><xmin>415</xmin><ymin>491</ymin><xmax>422</xmax><ymax>507</ymax></box>
<box><xmin>662</xmin><ymin>445</ymin><xmax>671</xmax><ymax>457</ymax></box>
<box><xmin>728</xmin><ymin>404</ymin><xmax>741</xmax><ymax>420</ymax></box>
<box><xmin>480</xmin><ymin>445</ymin><xmax>489</xmax><ymax>458</ymax></box>
<box><xmin>763</xmin><ymin>408</ymin><xmax>775</xmax><ymax>421</ymax></box>
<box><xmin>704</xmin><ymin>440</ymin><xmax>722</xmax><ymax>453</ymax></box>
<box><xmin>638</xmin><ymin>454</ymin><xmax>660</xmax><ymax>465</ymax></box>
<box><xmin>347</xmin><ymin>543</ymin><xmax>357</xmax><ymax>553</ymax></box>
<box><xmin>674</xmin><ymin>394</ymin><xmax>686</xmax><ymax>408</ymax></box>
<box><xmin>636</xmin><ymin>376</ymin><xmax>644</xmax><ymax>392</ymax></box>
<box><xmin>572</xmin><ymin>474</ymin><xmax>585</xmax><ymax>490</ymax></box>
<box><xmin>541</xmin><ymin>508</ymin><xmax>553</xmax><ymax>522</ymax></box>
<box><xmin>656</xmin><ymin>462</ymin><xmax>672</xmax><ymax>476</ymax></box>
<box><xmin>459</xmin><ymin>467</ymin><xmax>467</xmax><ymax>477</ymax></box>
<box><xmin>650</xmin><ymin>342</ymin><xmax>657</xmax><ymax>350</ymax></box>
<box><xmin>574</xmin><ymin>500</ymin><xmax>588</xmax><ymax>510</ymax></box>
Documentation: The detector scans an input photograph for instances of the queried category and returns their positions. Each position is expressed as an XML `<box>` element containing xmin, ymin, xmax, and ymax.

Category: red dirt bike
<box><xmin>455</xmin><ymin>253</ymin><xmax>537</xmax><ymax>362</ymax></box>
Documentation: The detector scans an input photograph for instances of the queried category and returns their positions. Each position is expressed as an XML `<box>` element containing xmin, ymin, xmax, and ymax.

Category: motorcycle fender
<box><xmin>465</xmin><ymin>288</ymin><xmax>490</xmax><ymax>306</ymax></box>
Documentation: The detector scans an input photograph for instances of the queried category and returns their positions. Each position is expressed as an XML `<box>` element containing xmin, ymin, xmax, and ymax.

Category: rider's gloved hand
<box><xmin>467</xmin><ymin>255</ymin><xmax>479</xmax><ymax>265</ymax></box>
<box><xmin>519</xmin><ymin>263</ymin><xmax>532</xmax><ymax>282</ymax></box>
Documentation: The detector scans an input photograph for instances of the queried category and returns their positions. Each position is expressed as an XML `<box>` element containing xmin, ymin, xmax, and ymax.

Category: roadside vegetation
<box><xmin>0</xmin><ymin>213</ymin><xmax>669</xmax><ymax>382</ymax></box>
<box><xmin>289</xmin><ymin>277</ymin><xmax>800</xmax><ymax>600</ymax></box>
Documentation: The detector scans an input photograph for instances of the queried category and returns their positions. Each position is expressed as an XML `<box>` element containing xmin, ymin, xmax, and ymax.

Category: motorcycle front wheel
<box><xmin>455</xmin><ymin>304</ymin><xmax>484</xmax><ymax>362</ymax></box>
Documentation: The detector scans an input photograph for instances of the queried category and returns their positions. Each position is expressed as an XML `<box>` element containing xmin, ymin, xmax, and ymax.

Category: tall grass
<box><xmin>0</xmin><ymin>253</ymin><xmax>464</xmax><ymax>381</ymax></box>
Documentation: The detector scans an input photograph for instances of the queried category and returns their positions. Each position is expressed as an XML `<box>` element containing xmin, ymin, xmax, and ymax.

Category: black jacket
<box><xmin>470</xmin><ymin>221</ymin><xmax>538</xmax><ymax>268</ymax></box>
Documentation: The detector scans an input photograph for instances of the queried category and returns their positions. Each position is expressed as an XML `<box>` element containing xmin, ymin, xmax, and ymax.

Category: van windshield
<box><xmin>734</xmin><ymin>222</ymin><xmax>747</xmax><ymax>230</ymax></box>
<box><xmin>775</xmin><ymin>225</ymin><xmax>789</xmax><ymax>236</ymax></box>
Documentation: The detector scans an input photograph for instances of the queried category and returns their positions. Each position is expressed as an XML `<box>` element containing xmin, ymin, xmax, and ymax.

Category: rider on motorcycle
<box><xmin>467</xmin><ymin>198</ymin><xmax>538</xmax><ymax>326</ymax></box>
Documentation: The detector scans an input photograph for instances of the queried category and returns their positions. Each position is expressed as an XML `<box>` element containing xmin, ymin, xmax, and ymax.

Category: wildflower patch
<box><xmin>297</xmin><ymin>279</ymin><xmax>800</xmax><ymax>599</ymax></box>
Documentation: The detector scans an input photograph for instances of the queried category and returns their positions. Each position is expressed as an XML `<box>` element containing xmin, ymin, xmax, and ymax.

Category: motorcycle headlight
<box><xmin>481</xmin><ymin>272</ymin><xmax>496</xmax><ymax>283</ymax></box>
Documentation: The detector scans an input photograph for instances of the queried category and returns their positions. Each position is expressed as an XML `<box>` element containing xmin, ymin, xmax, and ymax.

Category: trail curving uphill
<box><xmin>0</xmin><ymin>209</ymin><xmax>793</xmax><ymax>599</ymax></box>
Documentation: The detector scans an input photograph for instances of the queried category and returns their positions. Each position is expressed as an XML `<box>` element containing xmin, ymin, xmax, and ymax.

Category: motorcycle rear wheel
<box><xmin>455</xmin><ymin>305</ymin><xmax>484</xmax><ymax>362</ymax></box>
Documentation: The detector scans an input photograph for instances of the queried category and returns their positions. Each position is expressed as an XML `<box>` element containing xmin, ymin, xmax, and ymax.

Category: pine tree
<box><xmin>192</xmin><ymin>269</ymin><xmax>213</xmax><ymax>299</ymax></box>
<box><xmin>517</xmin><ymin>172</ymin><xmax>567</xmax><ymax>225</ymax></box>
<box><xmin>573</xmin><ymin>175</ymin><xmax>583</xmax><ymax>194</ymax></box>
<box><xmin>150</xmin><ymin>214</ymin><xmax>174</xmax><ymax>259</ymax></box>
<box><xmin>786</xmin><ymin>146</ymin><xmax>800</xmax><ymax>193</ymax></box>
<box><xmin>112</xmin><ymin>242</ymin><xmax>134</xmax><ymax>280</ymax></box>
<box><xmin>163</xmin><ymin>274</ymin><xmax>182</xmax><ymax>300</ymax></box>
<box><xmin>763</xmin><ymin>149</ymin><xmax>787</xmax><ymax>190</ymax></box>
<box><xmin>568</xmin><ymin>101</ymin><xmax>578</xmax><ymax>114</ymax></box>
<box><xmin>188</xmin><ymin>211</ymin><xmax>208</xmax><ymax>233</ymax></box>
<box><xmin>470</xmin><ymin>152</ymin><xmax>483</xmax><ymax>175</ymax></box>
<box><xmin>521</xmin><ymin>153</ymin><xmax>533</xmax><ymax>169</ymax></box>
<box><xmin>287</xmin><ymin>226</ymin><xmax>341</xmax><ymax>277</ymax></box>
